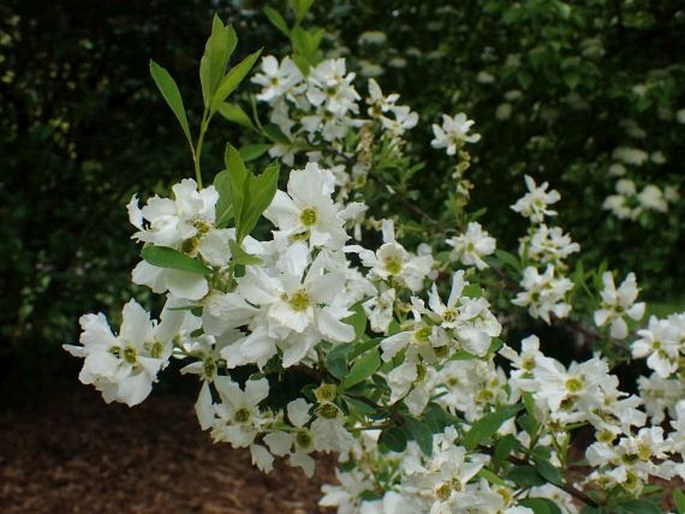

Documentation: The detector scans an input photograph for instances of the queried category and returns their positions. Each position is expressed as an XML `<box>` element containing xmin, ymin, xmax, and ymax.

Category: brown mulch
<box><xmin>0</xmin><ymin>379</ymin><xmax>336</xmax><ymax>514</ymax></box>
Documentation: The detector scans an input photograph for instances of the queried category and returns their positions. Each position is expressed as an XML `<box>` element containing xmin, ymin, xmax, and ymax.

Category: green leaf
<box><xmin>264</xmin><ymin>123</ymin><xmax>291</xmax><ymax>144</ymax></box>
<box><xmin>341</xmin><ymin>349</ymin><xmax>381</xmax><ymax>390</ymax></box>
<box><xmin>200</xmin><ymin>15</ymin><xmax>237</xmax><ymax>106</ymax></box>
<box><xmin>141</xmin><ymin>246</ymin><xmax>210</xmax><ymax>274</ymax></box>
<box><xmin>378</xmin><ymin>426</ymin><xmax>407</xmax><ymax>453</ymax></box>
<box><xmin>263</xmin><ymin>6</ymin><xmax>290</xmax><ymax>37</ymax></box>
<box><xmin>291</xmin><ymin>26</ymin><xmax>324</xmax><ymax>71</ymax></box>
<box><xmin>422</xmin><ymin>403</ymin><xmax>458</xmax><ymax>434</ymax></box>
<box><xmin>344</xmin><ymin>396</ymin><xmax>376</xmax><ymax>416</ymax></box>
<box><xmin>213</xmin><ymin>169</ymin><xmax>234</xmax><ymax>227</ymax></box>
<box><xmin>505</xmin><ymin>465</ymin><xmax>546</xmax><ymax>487</ymax></box>
<box><xmin>292</xmin><ymin>0</ymin><xmax>315</xmax><ymax>22</ymax></box>
<box><xmin>149</xmin><ymin>60</ymin><xmax>192</xmax><ymax>145</ymax></box>
<box><xmin>533</xmin><ymin>457</ymin><xmax>564</xmax><ymax>485</ymax></box>
<box><xmin>463</xmin><ymin>405</ymin><xmax>522</xmax><ymax>451</ymax></box>
<box><xmin>674</xmin><ymin>489</ymin><xmax>685</xmax><ymax>514</ymax></box>
<box><xmin>210</xmin><ymin>49</ymin><xmax>263</xmax><ymax>114</ymax></box>
<box><xmin>217</xmin><ymin>103</ymin><xmax>255</xmax><ymax>130</ymax></box>
<box><xmin>462</xmin><ymin>283</ymin><xmax>483</xmax><ymax>298</ymax></box>
<box><xmin>494</xmin><ymin>434</ymin><xmax>518</xmax><ymax>469</ymax></box>
<box><xmin>518</xmin><ymin>497</ymin><xmax>562</xmax><ymax>514</ymax></box>
<box><xmin>495</xmin><ymin>249</ymin><xmax>520</xmax><ymax>271</ymax></box>
<box><xmin>225</xmin><ymin>144</ymin><xmax>248</xmax><ymax>230</ymax></box>
<box><xmin>326</xmin><ymin>344</ymin><xmax>351</xmax><ymax>380</ymax></box>
<box><xmin>238</xmin><ymin>160</ymin><xmax>279</xmax><ymax>242</ymax></box>
<box><xmin>239</xmin><ymin>144</ymin><xmax>270</xmax><ymax>162</ymax></box>
<box><xmin>404</xmin><ymin>417</ymin><xmax>433</xmax><ymax>456</ymax></box>
<box><xmin>349</xmin><ymin>338</ymin><xmax>381</xmax><ymax>361</ymax></box>
<box><xmin>343</xmin><ymin>304</ymin><xmax>367</xmax><ymax>340</ymax></box>
<box><xmin>477</xmin><ymin>468</ymin><xmax>507</xmax><ymax>486</ymax></box>
<box><xmin>228</xmin><ymin>239</ymin><xmax>262</xmax><ymax>265</ymax></box>
<box><xmin>615</xmin><ymin>499</ymin><xmax>661</xmax><ymax>514</ymax></box>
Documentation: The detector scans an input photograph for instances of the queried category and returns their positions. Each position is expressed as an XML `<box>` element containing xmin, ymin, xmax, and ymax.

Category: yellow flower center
<box><xmin>300</xmin><ymin>207</ymin><xmax>318</xmax><ymax>227</ymax></box>
<box><xmin>289</xmin><ymin>289</ymin><xmax>311</xmax><ymax>312</ymax></box>
<box><xmin>122</xmin><ymin>345</ymin><xmax>137</xmax><ymax>364</ymax></box>
<box><xmin>234</xmin><ymin>407</ymin><xmax>251</xmax><ymax>423</ymax></box>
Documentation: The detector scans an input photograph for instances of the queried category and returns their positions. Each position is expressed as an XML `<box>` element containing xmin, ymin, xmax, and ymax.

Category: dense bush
<box><xmin>58</xmin><ymin>2</ymin><xmax>685</xmax><ymax>512</ymax></box>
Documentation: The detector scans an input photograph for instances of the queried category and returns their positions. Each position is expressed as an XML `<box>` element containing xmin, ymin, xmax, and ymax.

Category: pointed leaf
<box><xmin>213</xmin><ymin>169</ymin><xmax>234</xmax><ymax>227</ymax></box>
<box><xmin>518</xmin><ymin>497</ymin><xmax>562</xmax><ymax>514</ymax></box>
<box><xmin>264</xmin><ymin>123</ymin><xmax>292</xmax><ymax>144</ymax></box>
<box><xmin>378</xmin><ymin>426</ymin><xmax>407</xmax><ymax>453</ymax></box>
<box><xmin>326</xmin><ymin>344</ymin><xmax>351</xmax><ymax>380</ymax></box>
<box><xmin>263</xmin><ymin>6</ymin><xmax>290</xmax><ymax>37</ymax></box>
<box><xmin>404</xmin><ymin>417</ymin><xmax>433</xmax><ymax>456</ymax></box>
<box><xmin>615</xmin><ymin>500</ymin><xmax>661</xmax><ymax>514</ymax></box>
<box><xmin>505</xmin><ymin>465</ymin><xmax>546</xmax><ymax>487</ymax></box>
<box><xmin>238</xmin><ymin>161</ymin><xmax>280</xmax><ymax>242</ymax></box>
<box><xmin>225</xmin><ymin>143</ymin><xmax>248</xmax><ymax>229</ymax></box>
<box><xmin>210</xmin><ymin>49</ymin><xmax>263</xmax><ymax>114</ymax></box>
<box><xmin>217</xmin><ymin>102</ymin><xmax>256</xmax><ymax>130</ymax></box>
<box><xmin>149</xmin><ymin>60</ymin><xmax>192</xmax><ymax>145</ymax></box>
<box><xmin>292</xmin><ymin>0</ymin><xmax>315</xmax><ymax>23</ymax></box>
<box><xmin>228</xmin><ymin>239</ymin><xmax>262</xmax><ymax>265</ymax></box>
<box><xmin>674</xmin><ymin>489</ymin><xmax>685</xmax><ymax>514</ymax></box>
<box><xmin>463</xmin><ymin>405</ymin><xmax>522</xmax><ymax>451</ymax></box>
<box><xmin>200</xmin><ymin>15</ymin><xmax>237</xmax><ymax>106</ymax></box>
<box><xmin>141</xmin><ymin>246</ymin><xmax>210</xmax><ymax>274</ymax></box>
<box><xmin>344</xmin><ymin>396</ymin><xmax>376</xmax><ymax>416</ymax></box>
<box><xmin>341</xmin><ymin>349</ymin><xmax>381</xmax><ymax>391</ymax></box>
<box><xmin>239</xmin><ymin>143</ymin><xmax>270</xmax><ymax>162</ymax></box>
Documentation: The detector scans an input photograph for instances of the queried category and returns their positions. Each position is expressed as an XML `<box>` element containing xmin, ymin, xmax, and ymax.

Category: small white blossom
<box><xmin>512</xmin><ymin>265</ymin><xmax>573</xmax><ymax>323</ymax></box>
<box><xmin>431</xmin><ymin>113</ymin><xmax>481</xmax><ymax>155</ymax></box>
<box><xmin>594</xmin><ymin>272</ymin><xmax>645</xmax><ymax>339</ymax></box>
<box><xmin>445</xmin><ymin>222</ymin><xmax>496</xmax><ymax>270</ymax></box>
<box><xmin>511</xmin><ymin>175</ymin><xmax>561</xmax><ymax>223</ymax></box>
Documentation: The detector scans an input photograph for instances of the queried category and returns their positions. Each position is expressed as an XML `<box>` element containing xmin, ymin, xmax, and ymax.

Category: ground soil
<box><xmin>0</xmin><ymin>378</ymin><xmax>336</xmax><ymax>514</ymax></box>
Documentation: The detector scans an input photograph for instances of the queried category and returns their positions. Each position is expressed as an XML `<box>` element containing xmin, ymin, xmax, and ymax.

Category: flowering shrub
<box><xmin>65</xmin><ymin>5</ymin><xmax>685</xmax><ymax>513</ymax></box>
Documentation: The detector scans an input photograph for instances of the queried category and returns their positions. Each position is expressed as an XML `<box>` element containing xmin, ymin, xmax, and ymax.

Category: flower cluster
<box><xmin>603</xmin><ymin>178</ymin><xmax>679</xmax><ymax>221</ymax></box>
<box><xmin>64</xmin><ymin>17</ymin><xmax>685</xmax><ymax>513</ymax></box>
<box><xmin>511</xmin><ymin>176</ymin><xmax>578</xmax><ymax>323</ymax></box>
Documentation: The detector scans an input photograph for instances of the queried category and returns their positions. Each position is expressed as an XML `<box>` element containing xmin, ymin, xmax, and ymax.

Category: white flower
<box><xmin>233</xmin><ymin>245</ymin><xmax>355</xmax><ymax>367</ymax></box>
<box><xmin>63</xmin><ymin>299</ymin><xmax>182</xmax><ymax>406</ymax></box>
<box><xmin>358</xmin><ymin>30</ymin><xmax>387</xmax><ymax>45</ymax></box>
<box><xmin>520</xmin><ymin>224</ymin><xmax>580</xmax><ymax>266</ymax></box>
<box><xmin>366</xmin><ymin>79</ymin><xmax>418</xmax><ymax>139</ymax></box>
<box><xmin>511</xmin><ymin>175</ymin><xmax>561</xmax><ymax>223</ymax></box>
<box><xmin>264</xmin><ymin>162</ymin><xmax>350</xmax><ymax>250</ymax></box>
<box><xmin>638</xmin><ymin>184</ymin><xmax>668</xmax><ymax>212</ymax></box>
<box><xmin>631</xmin><ymin>315</ymin><xmax>681</xmax><ymax>377</ymax></box>
<box><xmin>306</xmin><ymin>58</ymin><xmax>360</xmax><ymax>117</ymax></box>
<box><xmin>431</xmin><ymin>113</ymin><xmax>481</xmax><ymax>155</ymax></box>
<box><xmin>593</xmin><ymin>272</ymin><xmax>645</xmax><ymax>339</ymax></box>
<box><xmin>204</xmin><ymin>376</ymin><xmax>271</xmax><ymax>448</ymax></box>
<box><xmin>612</xmin><ymin>146</ymin><xmax>649</xmax><ymax>166</ymax></box>
<box><xmin>445</xmin><ymin>221</ymin><xmax>496</xmax><ymax>270</ymax></box>
<box><xmin>426</xmin><ymin>271</ymin><xmax>501</xmax><ymax>356</ymax></box>
<box><xmin>251</xmin><ymin>55</ymin><xmax>304</xmax><ymax>104</ymax></box>
<box><xmin>363</xmin><ymin>287</ymin><xmax>396</xmax><ymax>334</ymax></box>
<box><xmin>263</xmin><ymin>398</ymin><xmax>317</xmax><ymax>476</ymax></box>
<box><xmin>127</xmin><ymin>178</ymin><xmax>218</xmax><ymax>248</ymax></box>
<box><xmin>677</xmin><ymin>108</ymin><xmax>685</xmax><ymax>124</ymax></box>
<box><xmin>348</xmin><ymin>219</ymin><xmax>434</xmax><ymax>293</ymax></box>
<box><xmin>638</xmin><ymin>373</ymin><xmax>685</xmax><ymax>423</ymax></box>
<box><xmin>512</xmin><ymin>265</ymin><xmax>573</xmax><ymax>323</ymax></box>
